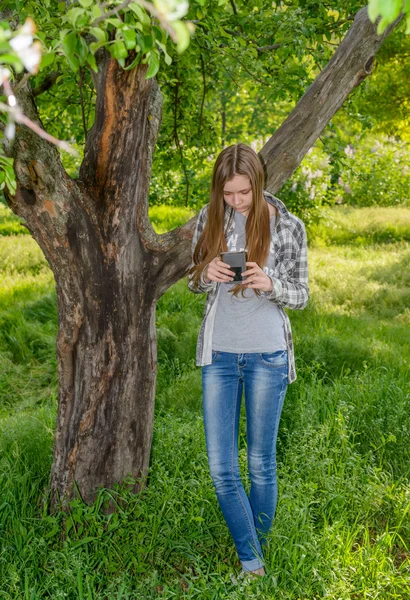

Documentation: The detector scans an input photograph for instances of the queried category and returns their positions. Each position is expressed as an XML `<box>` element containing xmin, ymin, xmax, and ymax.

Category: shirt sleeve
<box><xmin>187</xmin><ymin>207</ymin><xmax>217</xmax><ymax>294</ymax></box>
<box><xmin>260</xmin><ymin>221</ymin><xmax>309</xmax><ymax>310</ymax></box>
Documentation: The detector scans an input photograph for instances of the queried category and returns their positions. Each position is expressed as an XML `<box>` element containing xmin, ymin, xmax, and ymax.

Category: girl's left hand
<box><xmin>241</xmin><ymin>262</ymin><xmax>273</xmax><ymax>292</ymax></box>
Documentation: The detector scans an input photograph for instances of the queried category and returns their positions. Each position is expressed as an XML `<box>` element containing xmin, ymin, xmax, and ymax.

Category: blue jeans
<box><xmin>202</xmin><ymin>350</ymin><xmax>288</xmax><ymax>572</ymax></box>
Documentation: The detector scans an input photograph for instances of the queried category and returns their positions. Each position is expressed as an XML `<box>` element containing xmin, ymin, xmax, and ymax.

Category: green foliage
<box><xmin>279</xmin><ymin>133</ymin><xmax>410</xmax><ymax>230</ymax></box>
<box><xmin>279</xmin><ymin>145</ymin><xmax>332</xmax><ymax>228</ymax></box>
<box><xmin>0</xmin><ymin>155</ymin><xmax>16</xmax><ymax>195</ymax></box>
<box><xmin>327</xmin><ymin>134</ymin><xmax>410</xmax><ymax>207</ymax></box>
<box><xmin>2</xmin><ymin>0</ymin><xmax>187</xmax><ymax>76</ymax></box>
<box><xmin>2</xmin><ymin>0</ymin><xmax>367</xmax><ymax>192</ymax></box>
<box><xmin>367</xmin><ymin>0</ymin><xmax>410</xmax><ymax>34</ymax></box>
<box><xmin>346</xmin><ymin>21</ymin><xmax>410</xmax><ymax>142</ymax></box>
<box><xmin>1</xmin><ymin>1</ymin><xmax>409</xmax><ymax>237</ymax></box>
<box><xmin>0</xmin><ymin>1</ymin><xmax>193</xmax><ymax>192</ymax></box>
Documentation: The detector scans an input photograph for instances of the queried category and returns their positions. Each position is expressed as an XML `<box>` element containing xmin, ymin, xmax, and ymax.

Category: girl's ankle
<box><xmin>246</xmin><ymin>566</ymin><xmax>265</xmax><ymax>577</ymax></box>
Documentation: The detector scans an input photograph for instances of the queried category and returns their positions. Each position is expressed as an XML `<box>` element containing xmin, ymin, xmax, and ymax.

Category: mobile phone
<box><xmin>220</xmin><ymin>250</ymin><xmax>247</xmax><ymax>282</ymax></box>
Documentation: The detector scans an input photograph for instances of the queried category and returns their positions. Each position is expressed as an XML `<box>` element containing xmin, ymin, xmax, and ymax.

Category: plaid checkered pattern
<box><xmin>187</xmin><ymin>190</ymin><xmax>309</xmax><ymax>384</ymax></box>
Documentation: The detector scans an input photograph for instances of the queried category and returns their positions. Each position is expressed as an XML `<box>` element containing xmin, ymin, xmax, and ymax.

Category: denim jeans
<box><xmin>202</xmin><ymin>350</ymin><xmax>288</xmax><ymax>572</ymax></box>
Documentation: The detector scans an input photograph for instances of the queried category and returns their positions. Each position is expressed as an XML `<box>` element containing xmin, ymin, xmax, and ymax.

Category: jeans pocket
<box><xmin>257</xmin><ymin>350</ymin><xmax>287</xmax><ymax>368</ymax></box>
<box><xmin>211</xmin><ymin>350</ymin><xmax>221</xmax><ymax>363</ymax></box>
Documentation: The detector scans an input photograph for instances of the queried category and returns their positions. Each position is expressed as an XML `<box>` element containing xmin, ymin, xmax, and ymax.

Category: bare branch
<box><xmin>32</xmin><ymin>70</ymin><xmax>60</xmax><ymax>96</ymax></box>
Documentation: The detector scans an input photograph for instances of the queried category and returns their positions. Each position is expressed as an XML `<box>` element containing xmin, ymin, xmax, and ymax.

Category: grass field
<box><xmin>0</xmin><ymin>202</ymin><xmax>409</xmax><ymax>599</ymax></box>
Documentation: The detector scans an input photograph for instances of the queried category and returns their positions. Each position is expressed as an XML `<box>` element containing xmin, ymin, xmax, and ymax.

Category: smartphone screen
<box><xmin>220</xmin><ymin>251</ymin><xmax>247</xmax><ymax>282</ymax></box>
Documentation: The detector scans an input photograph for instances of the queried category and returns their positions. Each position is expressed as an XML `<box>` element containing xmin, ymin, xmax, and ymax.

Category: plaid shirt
<box><xmin>187</xmin><ymin>190</ymin><xmax>309</xmax><ymax>384</ymax></box>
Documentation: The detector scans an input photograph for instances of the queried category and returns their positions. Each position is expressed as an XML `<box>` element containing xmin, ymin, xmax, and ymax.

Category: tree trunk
<box><xmin>4</xmin><ymin>54</ymin><xmax>194</xmax><ymax>512</ymax></box>
<box><xmin>2</xmin><ymin>7</ymin><xmax>404</xmax><ymax>512</ymax></box>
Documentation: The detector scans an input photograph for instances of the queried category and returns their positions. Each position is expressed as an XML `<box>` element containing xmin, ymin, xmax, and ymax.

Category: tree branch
<box><xmin>32</xmin><ymin>70</ymin><xmax>60</xmax><ymax>97</ymax></box>
<box><xmin>258</xmin><ymin>8</ymin><xmax>405</xmax><ymax>194</ymax></box>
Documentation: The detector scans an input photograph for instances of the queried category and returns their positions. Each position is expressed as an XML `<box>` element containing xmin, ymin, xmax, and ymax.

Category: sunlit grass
<box><xmin>309</xmin><ymin>205</ymin><xmax>410</xmax><ymax>246</ymax></box>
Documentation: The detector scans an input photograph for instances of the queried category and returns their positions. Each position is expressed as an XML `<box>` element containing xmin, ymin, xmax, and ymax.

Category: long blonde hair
<box><xmin>189</xmin><ymin>143</ymin><xmax>271</xmax><ymax>298</ymax></box>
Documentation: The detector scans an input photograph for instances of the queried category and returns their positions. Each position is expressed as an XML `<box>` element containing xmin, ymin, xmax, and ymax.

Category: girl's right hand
<box><xmin>203</xmin><ymin>257</ymin><xmax>236</xmax><ymax>283</ymax></box>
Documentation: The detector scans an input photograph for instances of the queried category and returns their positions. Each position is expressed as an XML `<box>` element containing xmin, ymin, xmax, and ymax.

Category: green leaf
<box><xmin>64</xmin><ymin>7</ymin><xmax>86</xmax><ymax>28</ymax></box>
<box><xmin>70</xmin><ymin>536</ymin><xmax>99</xmax><ymax>549</ymax></box>
<box><xmin>65</xmin><ymin>517</ymin><xmax>73</xmax><ymax>534</ymax></box>
<box><xmin>122</xmin><ymin>28</ymin><xmax>137</xmax><ymax>49</ymax></box>
<box><xmin>39</xmin><ymin>51</ymin><xmax>56</xmax><ymax>70</ymax></box>
<box><xmin>79</xmin><ymin>0</ymin><xmax>93</xmax><ymax>6</ymax></box>
<box><xmin>106</xmin><ymin>18</ymin><xmax>124</xmax><ymax>28</ymax></box>
<box><xmin>129</xmin><ymin>2</ymin><xmax>151</xmax><ymax>27</ymax></box>
<box><xmin>156</xmin><ymin>40</ymin><xmax>172</xmax><ymax>66</ymax></box>
<box><xmin>152</xmin><ymin>25</ymin><xmax>164</xmax><ymax>42</ymax></box>
<box><xmin>0</xmin><ymin>54</ymin><xmax>24</xmax><ymax>71</ymax></box>
<box><xmin>172</xmin><ymin>21</ymin><xmax>191</xmax><ymax>53</ymax></box>
<box><xmin>61</xmin><ymin>31</ymin><xmax>77</xmax><ymax>56</ymax></box>
<box><xmin>89</xmin><ymin>27</ymin><xmax>108</xmax><ymax>43</ymax></box>
<box><xmin>378</xmin><ymin>0</ymin><xmax>402</xmax><ymax>22</ymax></box>
<box><xmin>87</xmin><ymin>52</ymin><xmax>98</xmax><ymax>72</ymax></box>
<box><xmin>108</xmin><ymin>39</ymin><xmax>128</xmax><ymax>60</ymax></box>
<box><xmin>145</xmin><ymin>50</ymin><xmax>159</xmax><ymax>79</ymax></box>
<box><xmin>136</xmin><ymin>33</ymin><xmax>153</xmax><ymax>53</ymax></box>
<box><xmin>89</xmin><ymin>40</ymin><xmax>107</xmax><ymax>54</ymax></box>
<box><xmin>77</xmin><ymin>36</ymin><xmax>89</xmax><ymax>65</ymax></box>
<box><xmin>61</xmin><ymin>32</ymin><xmax>80</xmax><ymax>72</ymax></box>
<box><xmin>367</xmin><ymin>0</ymin><xmax>380</xmax><ymax>22</ymax></box>
<box><xmin>91</xmin><ymin>5</ymin><xmax>103</xmax><ymax>19</ymax></box>
<box><xmin>66</xmin><ymin>54</ymin><xmax>80</xmax><ymax>72</ymax></box>
<box><xmin>123</xmin><ymin>51</ymin><xmax>142</xmax><ymax>71</ymax></box>
<box><xmin>376</xmin><ymin>15</ymin><xmax>390</xmax><ymax>34</ymax></box>
<box><xmin>44</xmin><ymin>525</ymin><xmax>60</xmax><ymax>539</ymax></box>
<box><xmin>219</xmin><ymin>26</ymin><xmax>231</xmax><ymax>38</ymax></box>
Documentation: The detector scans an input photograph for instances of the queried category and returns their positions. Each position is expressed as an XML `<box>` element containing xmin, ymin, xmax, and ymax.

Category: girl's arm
<box><xmin>260</xmin><ymin>221</ymin><xmax>309</xmax><ymax>310</ymax></box>
<box><xmin>187</xmin><ymin>206</ymin><xmax>217</xmax><ymax>294</ymax></box>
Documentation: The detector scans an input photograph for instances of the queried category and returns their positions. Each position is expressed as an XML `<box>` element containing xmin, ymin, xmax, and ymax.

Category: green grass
<box><xmin>0</xmin><ymin>205</ymin><xmax>409</xmax><ymax>598</ymax></box>
<box><xmin>309</xmin><ymin>206</ymin><xmax>410</xmax><ymax>246</ymax></box>
<box><xmin>0</xmin><ymin>203</ymin><xmax>29</xmax><ymax>237</ymax></box>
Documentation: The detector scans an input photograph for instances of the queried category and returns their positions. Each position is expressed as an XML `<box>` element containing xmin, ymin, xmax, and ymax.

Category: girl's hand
<box><xmin>204</xmin><ymin>257</ymin><xmax>235</xmax><ymax>283</ymax></box>
<box><xmin>241</xmin><ymin>261</ymin><xmax>273</xmax><ymax>292</ymax></box>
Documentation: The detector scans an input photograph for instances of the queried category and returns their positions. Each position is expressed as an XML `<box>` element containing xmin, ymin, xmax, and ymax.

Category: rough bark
<box><xmin>2</xmin><ymin>7</ymin><xmax>403</xmax><ymax>511</ymax></box>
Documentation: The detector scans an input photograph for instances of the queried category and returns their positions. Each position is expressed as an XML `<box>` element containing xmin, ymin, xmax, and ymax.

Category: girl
<box><xmin>187</xmin><ymin>143</ymin><xmax>309</xmax><ymax>580</ymax></box>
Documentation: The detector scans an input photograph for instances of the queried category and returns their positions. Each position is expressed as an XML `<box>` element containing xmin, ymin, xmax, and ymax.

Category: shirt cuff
<box><xmin>260</xmin><ymin>276</ymin><xmax>283</xmax><ymax>301</ymax></box>
<box><xmin>200</xmin><ymin>268</ymin><xmax>209</xmax><ymax>285</ymax></box>
<box><xmin>200</xmin><ymin>267</ymin><xmax>216</xmax><ymax>289</ymax></box>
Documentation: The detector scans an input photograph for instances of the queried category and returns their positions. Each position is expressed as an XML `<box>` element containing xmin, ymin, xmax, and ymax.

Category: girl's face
<box><xmin>223</xmin><ymin>174</ymin><xmax>253</xmax><ymax>217</ymax></box>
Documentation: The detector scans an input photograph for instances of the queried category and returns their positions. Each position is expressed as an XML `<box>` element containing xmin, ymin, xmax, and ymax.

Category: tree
<box><xmin>0</xmin><ymin>1</ymin><xmax>404</xmax><ymax>512</ymax></box>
